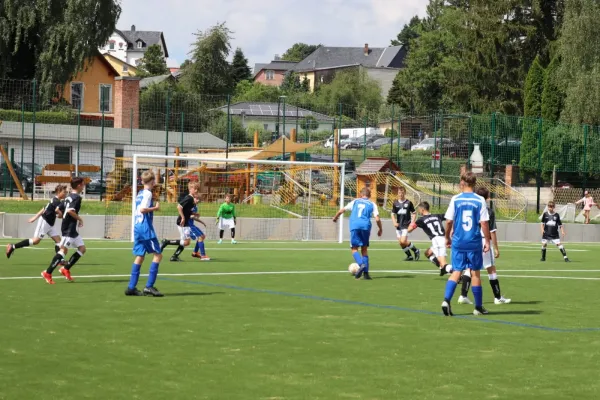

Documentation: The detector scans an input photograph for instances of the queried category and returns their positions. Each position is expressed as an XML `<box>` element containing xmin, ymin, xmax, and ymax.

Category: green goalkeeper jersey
<box><xmin>217</xmin><ymin>202</ymin><xmax>236</xmax><ymax>219</ymax></box>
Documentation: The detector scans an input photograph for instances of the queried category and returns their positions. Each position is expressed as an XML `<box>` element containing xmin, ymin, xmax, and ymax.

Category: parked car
<box><xmin>393</xmin><ymin>137</ymin><xmax>412</xmax><ymax>150</ymax></box>
<box><xmin>410</xmin><ymin>138</ymin><xmax>453</xmax><ymax>151</ymax></box>
<box><xmin>79</xmin><ymin>170</ymin><xmax>107</xmax><ymax>194</ymax></box>
<box><xmin>365</xmin><ymin>135</ymin><xmax>385</xmax><ymax>145</ymax></box>
<box><xmin>368</xmin><ymin>137</ymin><xmax>393</xmax><ymax>150</ymax></box>
<box><xmin>0</xmin><ymin>162</ymin><xmax>42</xmax><ymax>192</ymax></box>
<box><xmin>324</xmin><ymin>134</ymin><xmax>349</xmax><ymax>148</ymax></box>
<box><xmin>341</xmin><ymin>138</ymin><xmax>364</xmax><ymax>150</ymax></box>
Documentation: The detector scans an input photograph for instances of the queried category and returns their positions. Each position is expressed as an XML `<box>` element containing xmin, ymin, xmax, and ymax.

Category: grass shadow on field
<box><xmin>484</xmin><ymin>310</ymin><xmax>543</xmax><ymax>316</ymax></box>
<box><xmin>508</xmin><ymin>301</ymin><xmax>543</xmax><ymax>305</ymax></box>
<box><xmin>166</xmin><ymin>291</ymin><xmax>225</xmax><ymax>297</ymax></box>
<box><xmin>77</xmin><ymin>279</ymin><xmax>130</xmax><ymax>284</ymax></box>
<box><xmin>375</xmin><ymin>275</ymin><xmax>416</xmax><ymax>279</ymax></box>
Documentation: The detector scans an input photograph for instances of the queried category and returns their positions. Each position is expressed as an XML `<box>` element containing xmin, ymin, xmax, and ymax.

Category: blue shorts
<box><xmin>189</xmin><ymin>225</ymin><xmax>204</xmax><ymax>240</ymax></box>
<box><xmin>350</xmin><ymin>229</ymin><xmax>370</xmax><ymax>248</ymax></box>
<box><xmin>133</xmin><ymin>238</ymin><xmax>162</xmax><ymax>257</ymax></box>
<box><xmin>451</xmin><ymin>249</ymin><xmax>483</xmax><ymax>272</ymax></box>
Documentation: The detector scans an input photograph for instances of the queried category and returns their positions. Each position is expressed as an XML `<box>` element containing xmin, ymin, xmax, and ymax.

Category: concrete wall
<box><xmin>3</xmin><ymin>213</ymin><xmax>600</xmax><ymax>243</ymax></box>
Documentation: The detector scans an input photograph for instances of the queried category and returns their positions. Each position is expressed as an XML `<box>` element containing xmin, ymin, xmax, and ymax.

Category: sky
<box><xmin>117</xmin><ymin>0</ymin><xmax>429</xmax><ymax>69</ymax></box>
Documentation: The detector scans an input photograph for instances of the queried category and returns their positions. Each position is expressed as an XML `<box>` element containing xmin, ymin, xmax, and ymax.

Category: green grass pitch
<box><xmin>1</xmin><ymin>238</ymin><xmax>600</xmax><ymax>399</ymax></box>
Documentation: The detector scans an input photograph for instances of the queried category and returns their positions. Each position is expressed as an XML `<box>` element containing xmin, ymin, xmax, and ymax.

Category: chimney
<box><xmin>364</xmin><ymin>43</ymin><xmax>369</xmax><ymax>56</ymax></box>
<box><xmin>274</xmin><ymin>54</ymin><xmax>280</xmax><ymax>61</ymax></box>
<box><xmin>131</xmin><ymin>24</ymin><xmax>136</xmax><ymax>32</ymax></box>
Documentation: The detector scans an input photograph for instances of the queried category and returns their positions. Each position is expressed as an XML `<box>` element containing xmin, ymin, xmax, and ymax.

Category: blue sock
<box><xmin>198</xmin><ymin>241</ymin><xmax>206</xmax><ymax>256</ymax></box>
<box><xmin>146</xmin><ymin>262</ymin><xmax>159</xmax><ymax>288</ymax></box>
<box><xmin>444</xmin><ymin>280</ymin><xmax>458</xmax><ymax>301</ymax></box>
<box><xmin>352</xmin><ymin>252</ymin><xmax>363</xmax><ymax>266</ymax></box>
<box><xmin>472</xmin><ymin>285</ymin><xmax>483</xmax><ymax>308</ymax></box>
<box><xmin>194</xmin><ymin>241</ymin><xmax>200</xmax><ymax>253</ymax></box>
<box><xmin>128</xmin><ymin>263</ymin><xmax>141</xmax><ymax>290</ymax></box>
<box><xmin>363</xmin><ymin>256</ymin><xmax>369</xmax><ymax>272</ymax></box>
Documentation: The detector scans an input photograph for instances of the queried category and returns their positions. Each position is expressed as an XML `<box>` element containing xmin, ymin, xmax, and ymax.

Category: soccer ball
<box><xmin>348</xmin><ymin>263</ymin><xmax>360</xmax><ymax>276</ymax></box>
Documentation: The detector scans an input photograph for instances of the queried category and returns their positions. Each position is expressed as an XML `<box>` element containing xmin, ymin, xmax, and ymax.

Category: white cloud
<box><xmin>117</xmin><ymin>0</ymin><xmax>428</xmax><ymax>70</ymax></box>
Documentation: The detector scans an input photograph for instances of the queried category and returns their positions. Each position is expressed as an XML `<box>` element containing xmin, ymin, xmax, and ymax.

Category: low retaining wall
<box><xmin>3</xmin><ymin>213</ymin><xmax>600</xmax><ymax>243</ymax></box>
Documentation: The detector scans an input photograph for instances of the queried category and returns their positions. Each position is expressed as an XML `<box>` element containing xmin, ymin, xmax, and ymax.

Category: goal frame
<box><xmin>131</xmin><ymin>154</ymin><xmax>346</xmax><ymax>243</ymax></box>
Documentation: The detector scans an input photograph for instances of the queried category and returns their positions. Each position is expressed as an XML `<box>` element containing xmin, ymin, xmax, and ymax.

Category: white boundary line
<box><xmin>16</xmin><ymin>247</ymin><xmax>589</xmax><ymax>252</ymax></box>
<box><xmin>1</xmin><ymin>270</ymin><xmax>600</xmax><ymax>281</ymax></box>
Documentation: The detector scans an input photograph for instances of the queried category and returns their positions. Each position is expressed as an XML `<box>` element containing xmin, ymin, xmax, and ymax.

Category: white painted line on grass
<box><xmin>19</xmin><ymin>247</ymin><xmax>589</xmax><ymax>252</ymax></box>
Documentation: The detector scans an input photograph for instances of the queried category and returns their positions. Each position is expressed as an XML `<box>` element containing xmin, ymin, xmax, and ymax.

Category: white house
<box><xmin>340</xmin><ymin>127</ymin><xmax>382</xmax><ymax>139</ymax></box>
<box><xmin>100</xmin><ymin>25</ymin><xmax>169</xmax><ymax>67</ymax></box>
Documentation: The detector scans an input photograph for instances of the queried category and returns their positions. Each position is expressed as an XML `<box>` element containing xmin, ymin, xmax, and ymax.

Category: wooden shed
<box><xmin>355</xmin><ymin>158</ymin><xmax>400</xmax><ymax>205</ymax></box>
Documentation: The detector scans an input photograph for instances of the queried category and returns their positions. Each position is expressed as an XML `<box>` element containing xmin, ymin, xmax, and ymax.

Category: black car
<box><xmin>79</xmin><ymin>170</ymin><xmax>107</xmax><ymax>194</ymax></box>
<box><xmin>0</xmin><ymin>162</ymin><xmax>42</xmax><ymax>192</ymax></box>
<box><xmin>368</xmin><ymin>138</ymin><xmax>393</xmax><ymax>150</ymax></box>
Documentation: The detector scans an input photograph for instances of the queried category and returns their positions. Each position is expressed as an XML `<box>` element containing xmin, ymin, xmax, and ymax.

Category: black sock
<box><xmin>14</xmin><ymin>239</ymin><xmax>30</xmax><ymax>249</ymax></box>
<box><xmin>461</xmin><ymin>275</ymin><xmax>472</xmax><ymax>297</ymax></box>
<box><xmin>46</xmin><ymin>253</ymin><xmax>64</xmax><ymax>274</ymax></box>
<box><xmin>560</xmin><ymin>247</ymin><xmax>567</xmax><ymax>257</ymax></box>
<box><xmin>54</xmin><ymin>244</ymin><xmax>60</xmax><ymax>253</ymax></box>
<box><xmin>174</xmin><ymin>245</ymin><xmax>185</xmax><ymax>257</ymax></box>
<box><xmin>402</xmin><ymin>247</ymin><xmax>411</xmax><ymax>256</ymax></box>
<box><xmin>219</xmin><ymin>230</ymin><xmax>224</xmax><ymax>239</ymax></box>
<box><xmin>66</xmin><ymin>251</ymin><xmax>82</xmax><ymax>270</ymax></box>
<box><xmin>542</xmin><ymin>248</ymin><xmax>547</xmax><ymax>259</ymax></box>
<box><xmin>490</xmin><ymin>279</ymin><xmax>502</xmax><ymax>299</ymax></box>
<box><xmin>231</xmin><ymin>228</ymin><xmax>235</xmax><ymax>239</ymax></box>
<box><xmin>429</xmin><ymin>255</ymin><xmax>441</xmax><ymax>268</ymax></box>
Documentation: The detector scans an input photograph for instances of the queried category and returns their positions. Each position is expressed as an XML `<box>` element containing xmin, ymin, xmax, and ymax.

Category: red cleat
<box><xmin>41</xmin><ymin>271</ymin><xmax>55</xmax><ymax>285</ymax></box>
<box><xmin>191</xmin><ymin>252</ymin><xmax>201</xmax><ymax>258</ymax></box>
<box><xmin>59</xmin><ymin>267</ymin><xmax>74</xmax><ymax>282</ymax></box>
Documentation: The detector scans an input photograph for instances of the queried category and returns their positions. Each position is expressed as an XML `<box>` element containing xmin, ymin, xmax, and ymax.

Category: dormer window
<box><xmin>137</xmin><ymin>41</ymin><xmax>143</xmax><ymax>49</ymax></box>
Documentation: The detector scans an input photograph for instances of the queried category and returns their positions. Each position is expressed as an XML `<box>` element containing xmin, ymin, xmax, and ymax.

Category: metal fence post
<box><xmin>130</xmin><ymin>108</ymin><xmax>133</xmax><ymax>145</ymax></box>
<box><xmin>20</xmin><ymin>102</ymin><xmax>24</xmax><ymax>179</ymax></box>
<box><xmin>397</xmin><ymin>113</ymin><xmax>401</xmax><ymax>165</ymax></box>
<box><xmin>282</xmin><ymin>96</ymin><xmax>286</xmax><ymax>159</ymax></box>
<box><xmin>438</xmin><ymin>111</ymin><xmax>444</xmax><ymax>207</ymax></box>
<box><xmin>390</xmin><ymin>103</ymin><xmax>395</xmax><ymax>162</ymax></box>
<box><xmin>583</xmin><ymin>124</ymin><xmax>589</xmax><ymax>195</ymax></box>
<box><xmin>338</xmin><ymin>103</ymin><xmax>343</xmax><ymax>164</ymax></box>
<box><xmin>165</xmin><ymin>88</ymin><xmax>171</xmax><ymax>158</ymax></box>
<box><xmin>363</xmin><ymin>116</ymin><xmax>368</xmax><ymax>162</ymax></box>
<box><xmin>490</xmin><ymin>112</ymin><xmax>496</xmax><ymax>179</ymax></box>
<box><xmin>181</xmin><ymin>111</ymin><xmax>184</xmax><ymax>150</ymax></box>
<box><xmin>77</xmin><ymin>105</ymin><xmax>81</xmax><ymax>169</ymax></box>
<box><xmin>226</xmin><ymin>94</ymin><xmax>231</xmax><ymax>160</ymax></box>
<box><xmin>100</xmin><ymin>88</ymin><xmax>105</xmax><ymax>202</ymax></box>
<box><xmin>536</xmin><ymin>118</ymin><xmax>542</xmax><ymax>214</ymax></box>
<box><xmin>31</xmin><ymin>79</ymin><xmax>36</xmax><ymax>200</ymax></box>
<box><xmin>467</xmin><ymin>116</ymin><xmax>472</xmax><ymax>169</ymax></box>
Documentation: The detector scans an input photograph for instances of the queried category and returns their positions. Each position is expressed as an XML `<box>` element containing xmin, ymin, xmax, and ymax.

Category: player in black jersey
<box><xmin>6</xmin><ymin>184</ymin><xmax>67</xmax><ymax>259</ymax></box>
<box><xmin>457</xmin><ymin>187</ymin><xmax>511</xmax><ymax>305</ymax></box>
<box><xmin>541</xmin><ymin>201</ymin><xmax>569</xmax><ymax>262</ymax></box>
<box><xmin>161</xmin><ymin>181</ymin><xmax>200</xmax><ymax>261</ymax></box>
<box><xmin>407</xmin><ymin>202</ymin><xmax>451</xmax><ymax>276</ymax></box>
<box><xmin>391</xmin><ymin>186</ymin><xmax>420</xmax><ymax>261</ymax></box>
<box><xmin>42</xmin><ymin>177</ymin><xmax>86</xmax><ymax>284</ymax></box>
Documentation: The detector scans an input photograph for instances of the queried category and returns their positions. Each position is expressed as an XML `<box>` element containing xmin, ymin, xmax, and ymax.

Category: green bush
<box><xmin>0</xmin><ymin>109</ymin><xmax>74</xmax><ymax>124</ymax></box>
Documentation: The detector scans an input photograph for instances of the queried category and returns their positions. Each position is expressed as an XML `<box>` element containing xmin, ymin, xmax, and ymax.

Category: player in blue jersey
<box><xmin>333</xmin><ymin>187</ymin><xmax>383</xmax><ymax>280</ymax></box>
<box><xmin>441</xmin><ymin>172</ymin><xmax>491</xmax><ymax>316</ymax></box>
<box><xmin>189</xmin><ymin>197</ymin><xmax>210</xmax><ymax>261</ymax></box>
<box><xmin>126</xmin><ymin>170</ymin><xmax>163</xmax><ymax>297</ymax></box>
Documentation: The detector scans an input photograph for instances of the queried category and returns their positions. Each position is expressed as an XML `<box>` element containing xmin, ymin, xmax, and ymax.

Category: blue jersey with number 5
<box><xmin>345</xmin><ymin>198</ymin><xmax>379</xmax><ymax>231</ymax></box>
<box><xmin>444</xmin><ymin>192</ymin><xmax>489</xmax><ymax>251</ymax></box>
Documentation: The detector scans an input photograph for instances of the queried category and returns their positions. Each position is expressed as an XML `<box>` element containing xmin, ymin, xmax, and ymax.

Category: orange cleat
<box><xmin>191</xmin><ymin>252</ymin><xmax>201</xmax><ymax>259</ymax></box>
<box><xmin>59</xmin><ymin>267</ymin><xmax>74</xmax><ymax>282</ymax></box>
<box><xmin>200</xmin><ymin>255</ymin><xmax>211</xmax><ymax>261</ymax></box>
<box><xmin>41</xmin><ymin>271</ymin><xmax>55</xmax><ymax>285</ymax></box>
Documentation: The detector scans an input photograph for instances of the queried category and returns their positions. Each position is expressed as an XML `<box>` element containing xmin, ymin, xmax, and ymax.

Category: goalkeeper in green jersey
<box><xmin>217</xmin><ymin>194</ymin><xmax>237</xmax><ymax>244</ymax></box>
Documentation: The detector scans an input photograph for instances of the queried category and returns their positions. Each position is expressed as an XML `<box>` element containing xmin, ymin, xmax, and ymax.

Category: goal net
<box><xmin>538</xmin><ymin>203</ymin><xmax>576</xmax><ymax>223</ymax></box>
<box><xmin>103</xmin><ymin>154</ymin><xmax>346</xmax><ymax>242</ymax></box>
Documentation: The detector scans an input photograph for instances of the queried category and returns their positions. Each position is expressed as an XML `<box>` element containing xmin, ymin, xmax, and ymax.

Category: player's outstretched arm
<box><xmin>332</xmin><ymin>208</ymin><xmax>345</xmax><ymax>223</ymax></box>
<box><xmin>445</xmin><ymin>220</ymin><xmax>453</xmax><ymax>247</ymax></box>
<box><xmin>492</xmin><ymin>231</ymin><xmax>499</xmax><ymax>258</ymax></box>
<box><xmin>480</xmin><ymin>221</ymin><xmax>491</xmax><ymax>253</ymax></box>
<box><xmin>177</xmin><ymin>204</ymin><xmax>186</xmax><ymax>227</ymax></box>
<box><xmin>28</xmin><ymin>208</ymin><xmax>44</xmax><ymax>223</ymax></box>
<box><xmin>375</xmin><ymin>215</ymin><xmax>383</xmax><ymax>237</ymax></box>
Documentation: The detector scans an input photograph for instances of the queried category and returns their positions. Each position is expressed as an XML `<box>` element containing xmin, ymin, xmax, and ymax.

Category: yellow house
<box><xmin>62</xmin><ymin>54</ymin><xmax>120</xmax><ymax>115</ymax></box>
<box><xmin>103</xmin><ymin>53</ymin><xmax>138</xmax><ymax>77</ymax></box>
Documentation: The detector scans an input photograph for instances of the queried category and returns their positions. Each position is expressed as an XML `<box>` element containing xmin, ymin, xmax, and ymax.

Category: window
<box><xmin>265</xmin><ymin>70</ymin><xmax>275</xmax><ymax>80</ymax></box>
<box><xmin>137</xmin><ymin>41</ymin><xmax>143</xmax><ymax>49</ymax></box>
<box><xmin>109</xmin><ymin>42</ymin><xmax>115</xmax><ymax>50</ymax></box>
<box><xmin>54</xmin><ymin>146</ymin><xmax>72</xmax><ymax>165</ymax></box>
<box><xmin>70</xmin><ymin>82</ymin><xmax>84</xmax><ymax>110</ymax></box>
<box><xmin>99</xmin><ymin>84</ymin><xmax>112</xmax><ymax>113</ymax></box>
<box><xmin>263</xmin><ymin>124</ymin><xmax>269</xmax><ymax>130</ymax></box>
<box><xmin>123</xmin><ymin>64</ymin><xmax>129</xmax><ymax>73</ymax></box>
<box><xmin>115</xmin><ymin>149</ymin><xmax>124</xmax><ymax>158</ymax></box>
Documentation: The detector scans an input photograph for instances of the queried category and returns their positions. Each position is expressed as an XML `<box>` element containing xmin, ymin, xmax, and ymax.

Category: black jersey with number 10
<box><xmin>415</xmin><ymin>214</ymin><xmax>446</xmax><ymax>239</ymax></box>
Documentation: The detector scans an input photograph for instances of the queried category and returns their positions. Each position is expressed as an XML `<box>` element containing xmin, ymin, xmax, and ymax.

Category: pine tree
<box><xmin>231</xmin><ymin>48</ymin><xmax>252</xmax><ymax>85</ymax></box>
<box><xmin>541</xmin><ymin>56</ymin><xmax>564</xmax><ymax>121</ymax></box>
<box><xmin>523</xmin><ymin>56</ymin><xmax>545</xmax><ymax>117</ymax></box>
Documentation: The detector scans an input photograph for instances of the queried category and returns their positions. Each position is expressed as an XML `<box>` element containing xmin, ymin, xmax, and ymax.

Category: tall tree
<box><xmin>391</xmin><ymin>16</ymin><xmax>422</xmax><ymax>47</ymax></box>
<box><xmin>231</xmin><ymin>47</ymin><xmax>252</xmax><ymax>85</ymax></box>
<box><xmin>314</xmin><ymin>69</ymin><xmax>382</xmax><ymax>116</ymax></box>
<box><xmin>0</xmin><ymin>0</ymin><xmax>121</xmax><ymax>84</ymax></box>
<box><xmin>541</xmin><ymin>56</ymin><xmax>564</xmax><ymax>121</ymax></box>
<box><xmin>183</xmin><ymin>22</ymin><xmax>233</xmax><ymax>95</ymax></box>
<box><xmin>523</xmin><ymin>56</ymin><xmax>545</xmax><ymax>117</ymax></box>
<box><xmin>281</xmin><ymin>43</ymin><xmax>320</xmax><ymax>62</ymax></box>
<box><xmin>136</xmin><ymin>44</ymin><xmax>169</xmax><ymax>78</ymax></box>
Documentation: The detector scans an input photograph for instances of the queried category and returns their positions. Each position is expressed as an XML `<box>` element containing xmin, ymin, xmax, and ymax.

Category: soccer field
<box><xmin>1</xmin><ymin>239</ymin><xmax>599</xmax><ymax>400</ymax></box>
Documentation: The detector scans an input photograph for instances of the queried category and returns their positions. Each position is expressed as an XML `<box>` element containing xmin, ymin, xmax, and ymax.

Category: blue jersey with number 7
<box><xmin>444</xmin><ymin>192</ymin><xmax>489</xmax><ymax>251</ymax></box>
<box><xmin>345</xmin><ymin>198</ymin><xmax>379</xmax><ymax>231</ymax></box>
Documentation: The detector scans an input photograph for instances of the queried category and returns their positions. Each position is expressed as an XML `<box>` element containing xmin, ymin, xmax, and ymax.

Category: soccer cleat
<box><xmin>442</xmin><ymin>300</ymin><xmax>453</xmax><ymax>316</ymax></box>
<box><xmin>231</xmin><ymin>239</ymin><xmax>238</xmax><ymax>244</ymax></box>
<box><xmin>191</xmin><ymin>252</ymin><xmax>201</xmax><ymax>259</ymax></box>
<box><xmin>6</xmin><ymin>244</ymin><xmax>14</xmax><ymax>259</ymax></box>
<box><xmin>170</xmin><ymin>256</ymin><xmax>181</xmax><ymax>262</ymax></box>
<box><xmin>473</xmin><ymin>306</ymin><xmax>489</xmax><ymax>315</ymax></box>
<box><xmin>458</xmin><ymin>295</ymin><xmax>473</xmax><ymax>305</ymax></box>
<box><xmin>540</xmin><ymin>257</ymin><xmax>546</xmax><ymax>262</ymax></box>
<box><xmin>200</xmin><ymin>255</ymin><xmax>211</xmax><ymax>261</ymax></box>
<box><xmin>125</xmin><ymin>287</ymin><xmax>143</xmax><ymax>296</ymax></box>
<box><xmin>218</xmin><ymin>239</ymin><xmax>223</xmax><ymax>244</ymax></box>
<box><xmin>354</xmin><ymin>266</ymin><xmax>365</xmax><ymax>280</ymax></box>
<box><xmin>413</xmin><ymin>249</ymin><xmax>420</xmax><ymax>261</ymax></box>
<box><xmin>41</xmin><ymin>271</ymin><xmax>55</xmax><ymax>285</ymax></box>
<box><xmin>363</xmin><ymin>272</ymin><xmax>372</xmax><ymax>280</ymax></box>
<box><xmin>439</xmin><ymin>267</ymin><xmax>448</xmax><ymax>277</ymax></box>
<box><xmin>404</xmin><ymin>255</ymin><xmax>414</xmax><ymax>261</ymax></box>
<box><xmin>160</xmin><ymin>239</ymin><xmax>168</xmax><ymax>251</ymax></box>
<box><xmin>59</xmin><ymin>267</ymin><xmax>74</xmax><ymax>282</ymax></box>
<box><xmin>143</xmin><ymin>286</ymin><xmax>164</xmax><ymax>297</ymax></box>
<box><xmin>564</xmin><ymin>258</ymin><xmax>571</xmax><ymax>262</ymax></box>
<box><xmin>494</xmin><ymin>296</ymin><xmax>511</xmax><ymax>304</ymax></box>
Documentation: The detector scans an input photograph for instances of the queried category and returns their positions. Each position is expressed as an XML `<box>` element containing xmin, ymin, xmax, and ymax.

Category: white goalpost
<box><xmin>118</xmin><ymin>154</ymin><xmax>346</xmax><ymax>243</ymax></box>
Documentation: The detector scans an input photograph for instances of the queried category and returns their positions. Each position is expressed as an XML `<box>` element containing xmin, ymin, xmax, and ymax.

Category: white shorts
<box><xmin>34</xmin><ymin>219</ymin><xmax>59</xmax><ymax>239</ymax></box>
<box><xmin>59</xmin><ymin>235</ymin><xmax>85</xmax><ymax>249</ymax></box>
<box><xmin>396</xmin><ymin>229</ymin><xmax>409</xmax><ymax>239</ymax></box>
<box><xmin>483</xmin><ymin>244</ymin><xmax>496</xmax><ymax>269</ymax></box>
<box><xmin>219</xmin><ymin>218</ymin><xmax>235</xmax><ymax>230</ymax></box>
<box><xmin>542</xmin><ymin>238</ymin><xmax>561</xmax><ymax>245</ymax></box>
<box><xmin>430</xmin><ymin>236</ymin><xmax>447</xmax><ymax>257</ymax></box>
<box><xmin>178</xmin><ymin>226</ymin><xmax>191</xmax><ymax>241</ymax></box>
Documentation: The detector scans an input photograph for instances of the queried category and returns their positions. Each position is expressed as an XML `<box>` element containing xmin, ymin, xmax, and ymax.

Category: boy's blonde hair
<box><xmin>188</xmin><ymin>181</ymin><xmax>201</xmax><ymax>192</ymax></box>
<box><xmin>54</xmin><ymin>184</ymin><xmax>67</xmax><ymax>194</ymax></box>
<box><xmin>141</xmin><ymin>170</ymin><xmax>155</xmax><ymax>184</ymax></box>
